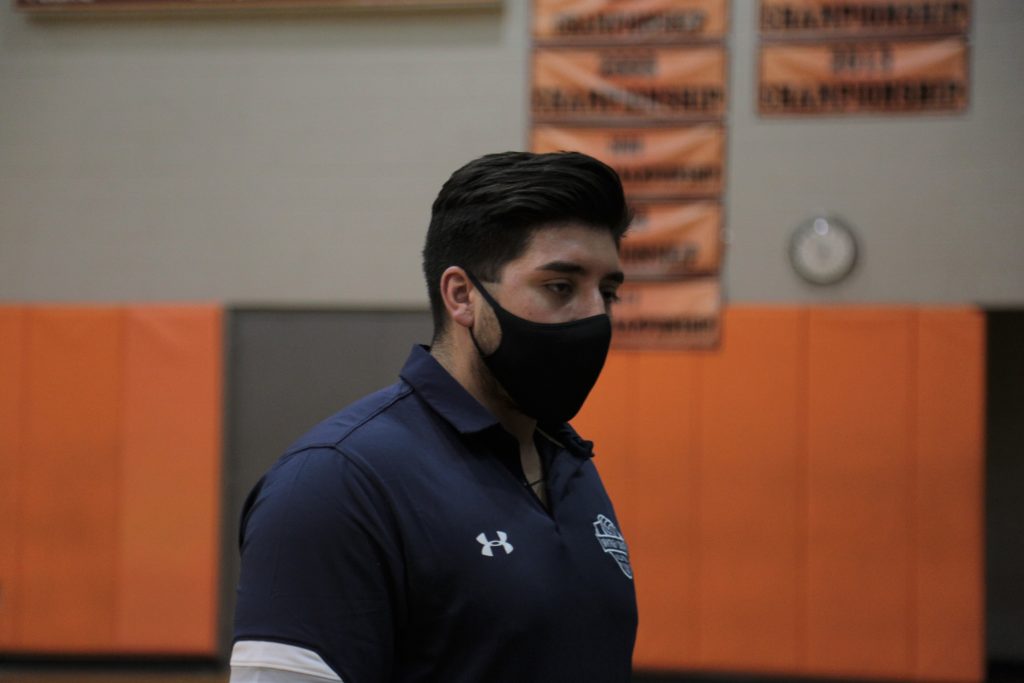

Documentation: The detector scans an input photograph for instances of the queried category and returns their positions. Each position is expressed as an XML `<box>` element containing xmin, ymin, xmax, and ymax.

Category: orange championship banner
<box><xmin>621</xmin><ymin>201</ymin><xmax>723</xmax><ymax>278</ymax></box>
<box><xmin>611</xmin><ymin>278</ymin><xmax>720</xmax><ymax>349</ymax></box>
<box><xmin>759</xmin><ymin>0</ymin><xmax>970</xmax><ymax>37</ymax></box>
<box><xmin>531</xmin><ymin>125</ymin><xmax>724</xmax><ymax>198</ymax></box>
<box><xmin>532</xmin><ymin>46</ymin><xmax>727</xmax><ymax>122</ymax></box>
<box><xmin>533</xmin><ymin>0</ymin><xmax>729</xmax><ymax>44</ymax></box>
<box><xmin>15</xmin><ymin>0</ymin><xmax>497</xmax><ymax>11</ymax></box>
<box><xmin>759</xmin><ymin>36</ymin><xmax>968</xmax><ymax>114</ymax></box>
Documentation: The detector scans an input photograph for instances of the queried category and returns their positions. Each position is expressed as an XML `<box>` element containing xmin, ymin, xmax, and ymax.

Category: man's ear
<box><xmin>439</xmin><ymin>266</ymin><xmax>475</xmax><ymax>330</ymax></box>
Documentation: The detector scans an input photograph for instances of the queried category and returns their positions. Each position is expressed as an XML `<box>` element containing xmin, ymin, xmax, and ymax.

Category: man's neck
<box><xmin>432</xmin><ymin>337</ymin><xmax>548</xmax><ymax>508</ymax></box>
<box><xmin>431</xmin><ymin>338</ymin><xmax>536</xmax><ymax>445</ymax></box>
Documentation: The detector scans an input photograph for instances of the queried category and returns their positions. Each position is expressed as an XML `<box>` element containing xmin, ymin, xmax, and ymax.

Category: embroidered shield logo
<box><xmin>593</xmin><ymin>514</ymin><xmax>632</xmax><ymax>579</ymax></box>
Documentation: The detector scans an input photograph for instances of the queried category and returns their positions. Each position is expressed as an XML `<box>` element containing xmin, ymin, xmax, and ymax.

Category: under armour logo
<box><xmin>476</xmin><ymin>531</ymin><xmax>513</xmax><ymax>557</ymax></box>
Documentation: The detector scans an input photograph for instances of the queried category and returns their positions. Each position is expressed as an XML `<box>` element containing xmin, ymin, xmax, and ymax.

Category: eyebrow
<box><xmin>536</xmin><ymin>260</ymin><xmax>625</xmax><ymax>283</ymax></box>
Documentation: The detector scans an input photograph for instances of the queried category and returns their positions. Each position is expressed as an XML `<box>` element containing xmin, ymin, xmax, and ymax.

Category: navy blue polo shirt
<box><xmin>233</xmin><ymin>345</ymin><xmax>638</xmax><ymax>683</ymax></box>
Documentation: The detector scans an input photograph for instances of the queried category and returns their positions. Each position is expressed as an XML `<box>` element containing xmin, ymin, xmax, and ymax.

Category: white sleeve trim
<box><xmin>231</xmin><ymin>640</ymin><xmax>343</xmax><ymax>681</ymax></box>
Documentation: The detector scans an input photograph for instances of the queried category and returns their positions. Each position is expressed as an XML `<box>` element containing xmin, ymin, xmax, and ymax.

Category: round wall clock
<box><xmin>788</xmin><ymin>215</ymin><xmax>859</xmax><ymax>286</ymax></box>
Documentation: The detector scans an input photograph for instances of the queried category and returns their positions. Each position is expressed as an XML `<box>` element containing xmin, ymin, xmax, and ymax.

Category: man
<box><xmin>231</xmin><ymin>151</ymin><xmax>638</xmax><ymax>682</ymax></box>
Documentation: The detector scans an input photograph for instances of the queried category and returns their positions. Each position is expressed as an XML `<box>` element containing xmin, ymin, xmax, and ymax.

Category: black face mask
<box><xmin>465</xmin><ymin>271</ymin><xmax>612</xmax><ymax>424</ymax></box>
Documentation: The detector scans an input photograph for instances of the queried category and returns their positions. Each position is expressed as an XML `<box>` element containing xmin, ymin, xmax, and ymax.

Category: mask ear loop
<box><xmin>462</xmin><ymin>269</ymin><xmax>500</xmax><ymax>359</ymax></box>
<box><xmin>463</xmin><ymin>270</ymin><xmax>503</xmax><ymax>311</ymax></box>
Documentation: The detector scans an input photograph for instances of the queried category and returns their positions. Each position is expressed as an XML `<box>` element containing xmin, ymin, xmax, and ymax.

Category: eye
<box><xmin>544</xmin><ymin>281</ymin><xmax>573</xmax><ymax>297</ymax></box>
<box><xmin>601</xmin><ymin>288</ymin><xmax>621</xmax><ymax>305</ymax></box>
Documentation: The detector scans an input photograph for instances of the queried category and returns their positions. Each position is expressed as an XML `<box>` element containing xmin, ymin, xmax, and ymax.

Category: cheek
<box><xmin>518</xmin><ymin>297</ymin><xmax>560</xmax><ymax>322</ymax></box>
<box><xmin>497</xmin><ymin>284</ymin><xmax>558</xmax><ymax>323</ymax></box>
<box><xmin>474</xmin><ymin>304</ymin><xmax>503</xmax><ymax>355</ymax></box>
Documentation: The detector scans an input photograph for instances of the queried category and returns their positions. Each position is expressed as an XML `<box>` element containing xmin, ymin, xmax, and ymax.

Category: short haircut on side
<box><xmin>422</xmin><ymin>151</ymin><xmax>632</xmax><ymax>339</ymax></box>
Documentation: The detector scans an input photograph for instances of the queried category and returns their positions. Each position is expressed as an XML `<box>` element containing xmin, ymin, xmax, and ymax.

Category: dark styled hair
<box><xmin>422</xmin><ymin>151</ymin><xmax>631</xmax><ymax>339</ymax></box>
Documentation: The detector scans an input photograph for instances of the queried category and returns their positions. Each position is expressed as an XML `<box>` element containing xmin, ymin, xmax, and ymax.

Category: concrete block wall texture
<box><xmin>0</xmin><ymin>2</ymin><xmax>1022</xmax><ymax>306</ymax></box>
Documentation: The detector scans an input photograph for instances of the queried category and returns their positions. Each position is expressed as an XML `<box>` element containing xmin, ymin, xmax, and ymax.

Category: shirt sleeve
<box><xmin>233</xmin><ymin>446</ymin><xmax>404</xmax><ymax>683</ymax></box>
<box><xmin>229</xmin><ymin>640</ymin><xmax>342</xmax><ymax>682</ymax></box>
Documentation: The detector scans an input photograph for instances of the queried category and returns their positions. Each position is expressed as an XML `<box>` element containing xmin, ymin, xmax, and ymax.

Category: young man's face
<box><xmin>472</xmin><ymin>223</ymin><xmax>623</xmax><ymax>352</ymax></box>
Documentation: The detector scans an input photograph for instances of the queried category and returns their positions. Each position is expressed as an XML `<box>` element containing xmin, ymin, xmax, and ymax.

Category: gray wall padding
<box><xmin>986</xmin><ymin>310</ymin><xmax>1024</xmax><ymax>662</ymax></box>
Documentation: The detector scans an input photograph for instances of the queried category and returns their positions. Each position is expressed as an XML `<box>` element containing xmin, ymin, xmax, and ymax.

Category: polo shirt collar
<box><xmin>399</xmin><ymin>345</ymin><xmax>499</xmax><ymax>435</ymax></box>
<box><xmin>544</xmin><ymin>423</ymin><xmax>596</xmax><ymax>460</ymax></box>
<box><xmin>399</xmin><ymin>345</ymin><xmax>597</xmax><ymax>461</ymax></box>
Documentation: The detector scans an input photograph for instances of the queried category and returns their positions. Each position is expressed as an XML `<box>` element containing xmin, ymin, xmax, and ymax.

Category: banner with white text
<box><xmin>15</xmin><ymin>0</ymin><xmax>496</xmax><ymax>11</ymax></box>
<box><xmin>620</xmin><ymin>201</ymin><xmax>723</xmax><ymax>279</ymax></box>
<box><xmin>611</xmin><ymin>278</ymin><xmax>721</xmax><ymax>349</ymax></box>
<box><xmin>532</xmin><ymin>46</ymin><xmax>727</xmax><ymax>123</ymax></box>
<box><xmin>531</xmin><ymin>125</ymin><xmax>724</xmax><ymax>199</ymax></box>
<box><xmin>534</xmin><ymin>0</ymin><xmax>729</xmax><ymax>44</ymax></box>
<box><xmin>759</xmin><ymin>0</ymin><xmax>970</xmax><ymax>38</ymax></box>
<box><xmin>759</xmin><ymin>37</ymin><xmax>968</xmax><ymax>114</ymax></box>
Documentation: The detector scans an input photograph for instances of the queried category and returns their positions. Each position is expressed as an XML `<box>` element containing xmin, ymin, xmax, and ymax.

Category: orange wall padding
<box><xmin>574</xmin><ymin>306</ymin><xmax>985</xmax><ymax>683</ymax></box>
<box><xmin>0</xmin><ymin>305</ymin><xmax>222</xmax><ymax>656</ymax></box>
<box><xmin>0</xmin><ymin>308</ymin><xmax>26</xmax><ymax>647</ymax></box>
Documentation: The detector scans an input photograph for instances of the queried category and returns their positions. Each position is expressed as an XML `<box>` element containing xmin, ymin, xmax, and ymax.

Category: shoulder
<box><xmin>239</xmin><ymin>444</ymin><xmax>385</xmax><ymax>551</ymax></box>
<box><xmin>284</xmin><ymin>380</ymin><xmax>417</xmax><ymax>454</ymax></box>
<box><xmin>242</xmin><ymin>379</ymin><xmax>441</xmax><ymax>525</ymax></box>
<box><xmin>274</xmin><ymin>379</ymin><xmax>435</xmax><ymax>471</ymax></box>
